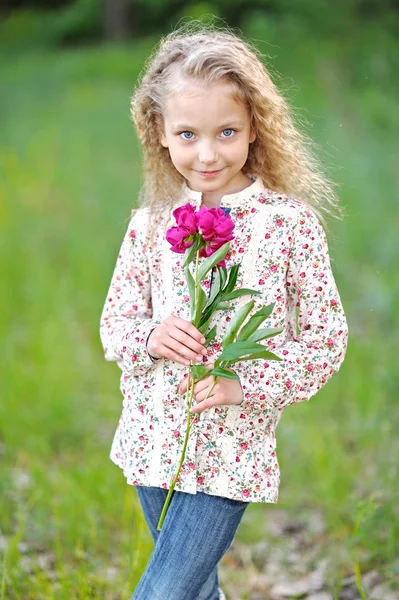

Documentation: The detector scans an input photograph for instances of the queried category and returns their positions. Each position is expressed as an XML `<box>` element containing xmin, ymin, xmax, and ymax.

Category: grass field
<box><xmin>0</xmin><ymin>24</ymin><xmax>398</xmax><ymax>599</ymax></box>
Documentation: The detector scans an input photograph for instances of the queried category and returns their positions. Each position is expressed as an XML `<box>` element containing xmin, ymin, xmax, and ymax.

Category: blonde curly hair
<box><xmin>130</xmin><ymin>21</ymin><xmax>341</xmax><ymax>233</ymax></box>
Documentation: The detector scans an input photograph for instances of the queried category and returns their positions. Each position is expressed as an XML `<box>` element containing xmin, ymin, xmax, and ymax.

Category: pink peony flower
<box><xmin>172</xmin><ymin>203</ymin><xmax>198</xmax><ymax>234</ymax></box>
<box><xmin>196</xmin><ymin>206</ymin><xmax>235</xmax><ymax>243</ymax></box>
<box><xmin>165</xmin><ymin>225</ymin><xmax>194</xmax><ymax>254</ymax></box>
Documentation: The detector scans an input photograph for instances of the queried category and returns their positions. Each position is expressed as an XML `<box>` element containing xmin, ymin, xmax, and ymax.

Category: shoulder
<box><xmin>254</xmin><ymin>187</ymin><xmax>325</xmax><ymax>236</ymax></box>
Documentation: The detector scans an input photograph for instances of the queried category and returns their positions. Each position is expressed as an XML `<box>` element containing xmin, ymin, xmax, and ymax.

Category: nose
<box><xmin>198</xmin><ymin>140</ymin><xmax>218</xmax><ymax>166</ymax></box>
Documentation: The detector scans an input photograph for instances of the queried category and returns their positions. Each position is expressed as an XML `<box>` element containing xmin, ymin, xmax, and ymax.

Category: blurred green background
<box><xmin>0</xmin><ymin>1</ymin><xmax>398</xmax><ymax>599</ymax></box>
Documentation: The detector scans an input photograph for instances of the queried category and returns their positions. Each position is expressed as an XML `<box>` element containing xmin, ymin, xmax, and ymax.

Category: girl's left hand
<box><xmin>177</xmin><ymin>363</ymin><xmax>244</xmax><ymax>414</ymax></box>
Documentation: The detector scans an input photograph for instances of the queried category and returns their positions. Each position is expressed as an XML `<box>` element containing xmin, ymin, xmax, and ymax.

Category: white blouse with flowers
<box><xmin>99</xmin><ymin>176</ymin><xmax>348</xmax><ymax>503</ymax></box>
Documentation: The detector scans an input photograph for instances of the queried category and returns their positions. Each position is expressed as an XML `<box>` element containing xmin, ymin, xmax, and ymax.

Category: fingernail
<box><xmin>201</xmin><ymin>337</ymin><xmax>205</xmax><ymax>343</ymax></box>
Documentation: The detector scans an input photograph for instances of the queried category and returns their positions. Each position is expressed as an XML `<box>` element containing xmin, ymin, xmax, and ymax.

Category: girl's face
<box><xmin>160</xmin><ymin>79</ymin><xmax>256</xmax><ymax>205</ymax></box>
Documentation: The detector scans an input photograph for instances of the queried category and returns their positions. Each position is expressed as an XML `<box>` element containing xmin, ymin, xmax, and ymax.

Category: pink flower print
<box><xmin>286</xmin><ymin>381</ymin><xmax>292</xmax><ymax>389</ymax></box>
<box><xmin>330</xmin><ymin>299</ymin><xmax>337</xmax><ymax>307</ymax></box>
<box><xmin>300</xmin><ymin>272</ymin><xmax>306</xmax><ymax>278</ymax></box>
<box><xmin>197</xmin><ymin>476</ymin><xmax>204</xmax><ymax>484</ymax></box>
<box><xmin>270</xmin><ymin>265</ymin><xmax>277</xmax><ymax>273</ymax></box>
<box><xmin>129</xmin><ymin>229</ymin><xmax>136</xmax><ymax>239</ymax></box>
<box><xmin>327</xmin><ymin>339</ymin><xmax>334</xmax><ymax>347</ymax></box>
<box><xmin>240</xmin><ymin>442</ymin><xmax>248</xmax><ymax>450</ymax></box>
<box><xmin>173</xmin><ymin>430</ymin><xmax>180</xmax><ymax>438</ymax></box>
<box><xmin>265</xmin><ymin>233</ymin><xmax>271</xmax><ymax>239</ymax></box>
<box><xmin>275</xmin><ymin>219</ymin><xmax>283</xmax><ymax>227</ymax></box>
<box><xmin>259</xmin><ymin>279</ymin><xmax>265</xmax><ymax>285</ymax></box>
<box><xmin>307</xmin><ymin>364</ymin><xmax>314</xmax><ymax>372</ymax></box>
<box><xmin>236</xmin><ymin>456</ymin><xmax>240</xmax><ymax>462</ymax></box>
<box><xmin>242</xmin><ymin>489</ymin><xmax>250</xmax><ymax>498</ymax></box>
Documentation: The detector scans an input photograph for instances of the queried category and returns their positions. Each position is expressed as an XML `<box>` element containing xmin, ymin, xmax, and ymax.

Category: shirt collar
<box><xmin>179</xmin><ymin>175</ymin><xmax>264</xmax><ymax>210</ymax></box>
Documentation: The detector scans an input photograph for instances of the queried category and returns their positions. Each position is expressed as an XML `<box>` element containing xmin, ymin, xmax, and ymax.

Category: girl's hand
<box><xmin>178</xmin><ymin>363</ymin><xmax>244</xmax><ymax>414</ymax></box>
<box><xmin>147</xmin><ymin>315</ymin><xmax>207</xmax><ymax>366</ymax></box>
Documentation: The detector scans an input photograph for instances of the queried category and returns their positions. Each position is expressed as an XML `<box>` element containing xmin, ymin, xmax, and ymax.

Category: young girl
<box><xmin>100</xmin><ymin>23</ymin><xmax>348</xmax><ymax>600</ymax></box>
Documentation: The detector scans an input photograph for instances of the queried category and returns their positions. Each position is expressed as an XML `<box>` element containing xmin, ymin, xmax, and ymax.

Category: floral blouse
<box><xmin>99</xmin><ymin>176</ymin><xmax>348</xmax><ymax>503</ymax></box>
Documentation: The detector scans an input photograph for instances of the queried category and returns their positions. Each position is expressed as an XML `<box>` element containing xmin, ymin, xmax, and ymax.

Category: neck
<box><xmin>200</xmin><ymin>174</ymin><xmax>253</xmax><ymax>208</ymax></box>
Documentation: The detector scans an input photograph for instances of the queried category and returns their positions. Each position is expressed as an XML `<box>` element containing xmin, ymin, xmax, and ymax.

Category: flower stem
<box><xmin>157</xmin><ymin>357</ymin><xmax>200</xmax><ymax>530</ymax></box>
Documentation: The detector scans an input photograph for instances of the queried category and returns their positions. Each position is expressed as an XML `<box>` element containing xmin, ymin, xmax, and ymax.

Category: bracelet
<box><xmin>146</xmin><ymin>327</ymin><xmax>161</xmax><ymax>361</ymax></box>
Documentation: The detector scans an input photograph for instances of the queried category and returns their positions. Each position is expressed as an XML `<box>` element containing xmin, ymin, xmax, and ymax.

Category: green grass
<box><xmin>1</xmin><ymin>26</ymin><xmax>398</xmax><ymax>598</ymax></box>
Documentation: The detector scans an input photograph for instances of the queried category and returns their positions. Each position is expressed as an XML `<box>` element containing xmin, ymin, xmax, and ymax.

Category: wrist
<box><xmin>146</xmin><ymin>327</ymin><xmax>161</xmax><ymax>361</ymax></box>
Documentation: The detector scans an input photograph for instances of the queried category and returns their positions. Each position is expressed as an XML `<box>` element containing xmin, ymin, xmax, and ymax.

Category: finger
<box><xmin>173</xmin><ymin>316</ymin><xmax>207</xmax><ymax>347</ymax></box>
<box><xmin>158</xmin><ymin>346</ymin><xmax>191</xmax><ymax>367</ymax></box>
<box><xmin>190</xmin><ymin>395</ymin><xmax>218</xmax><ymax>414</ymax></box>
<box><xmin>178</xmin><ymin>375</ymin><xmax>193</xmax><ymax>394</ymax></box>
<box><xmin>166</xmin><ymin>333</ymin><xmax>207</xmax><ymax>363</ymax></box>
<box><xmin>193</xmin><ymin>380</ymin><xmax>218</xmax><ymax>402</ymax></box>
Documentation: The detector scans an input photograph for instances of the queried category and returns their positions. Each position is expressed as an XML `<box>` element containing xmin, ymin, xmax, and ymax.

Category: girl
<box><xmin>100</xmin><ymin>23</ymin><xmax>348</xmax><ymax>600</ymax></box>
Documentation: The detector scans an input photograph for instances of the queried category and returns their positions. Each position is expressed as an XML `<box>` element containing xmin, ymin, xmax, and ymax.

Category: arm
<box><xmin>233</xmin><ymin>207</ymin><xmax>348</xmax><ymax>410</ymax></box>
<box><xmin>99</xmin><ymin>209</ymin><xmax>161</xmax><ymax>375</ymax></box>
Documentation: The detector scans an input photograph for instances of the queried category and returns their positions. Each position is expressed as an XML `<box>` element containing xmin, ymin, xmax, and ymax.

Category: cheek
<box><xmin>225</xmin><ymin>141</ymin><xmax>250</xmax><ymax>162</ymax></box>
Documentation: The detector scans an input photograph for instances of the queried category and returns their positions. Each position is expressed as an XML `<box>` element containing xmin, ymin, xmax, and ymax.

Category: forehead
<box><xmin>163</xmin><ymin>80</ymin><xmax>250</xmax><ymax>127</ymax></box>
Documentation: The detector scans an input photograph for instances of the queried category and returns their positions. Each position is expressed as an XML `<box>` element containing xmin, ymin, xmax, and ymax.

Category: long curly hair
<box><xmin>130</xmin><ymin>21</ymin><xmax>341</xmax><ymax>235</ymax></box>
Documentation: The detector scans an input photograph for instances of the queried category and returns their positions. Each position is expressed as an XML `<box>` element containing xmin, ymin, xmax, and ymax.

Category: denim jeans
<box><xmin>131</xmin><ymin>486</ymin><xmax>249</xmax><ymax>600</ymax></box>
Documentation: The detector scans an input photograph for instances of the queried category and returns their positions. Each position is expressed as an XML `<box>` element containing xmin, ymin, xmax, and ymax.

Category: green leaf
<box><xmin>184</xmin><ymin>266</ymin><xmax>196</xmax><ymax>321</ymax></box>
<box><xmin>209</xmin><ymin>367</ymin><xmax>240</xmax><ymax>380</ymax></box>
<box><xmin>197</xmin><ymin>242</ymin><xmax>230</xmax><ymax>281</ymax></box>
<box><xmin>190</xmin><ymin>364</ymin><xmax>209</xmax><ymax>380</ymax></box>
<box><xmin>198</xmin><ymin>314</ymin><xmax>212</xmax><ymax>333</ymax></box>
<box><xmin>217</xmin><ymin>340</ymin><xmax>268</xmax><ymax>362</ymax></box>
<box><xmin>204</xmin><ymin>325</ymin><xmax>217</xmax><ymax>345</ymax></box>
<box><xmin>223</xmin><ymin>263</ymin><xmax>240</xmax><ymax>295</ymax></box>
<box><xmin>193</xmin><ymin>285</ymin><xmax>207</xmax><ymax>326</ymax></box>
<box><xmin>229</xmin><ymin>350</ymin><xmax>282</xmax><ymax>364</ymax></box>
<box><xmin>221</xmin><ymin>300</ymin><xmax>254</xmax><ymax>347</ymax></box>
<box><xmin>217</xmin><ymin>302</ymin><xmax>234</xmax><ymax>310</ymax></box>
<box><xmin>223</xmin><ymin>288</ymin><xmax>261</xmax><ymax>301</ymax></box>
<box><xmin>237</xmin><ymin>303</ymin><xmax>276</xmax><ymax>341</ymax></box>
<box><xmin>218</xmin><ymin>265</ymin><xmax>228</xmax><ymax>289</ymax></box>
<box><xmin>182</xmin><ymin>234</ymin><xmax>203</xmax><ymax>268</ymax></box>
<box><xmin>247</xmin><ymin>327</ymin><xmax>283</xmax><ymax>343</ymax></box>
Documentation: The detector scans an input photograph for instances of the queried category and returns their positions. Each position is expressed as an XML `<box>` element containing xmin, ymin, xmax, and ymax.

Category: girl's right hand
<box><xmin>146</xmin><ymin>316</ymin><xmax>207</xmax><ymax>366</ymax></box>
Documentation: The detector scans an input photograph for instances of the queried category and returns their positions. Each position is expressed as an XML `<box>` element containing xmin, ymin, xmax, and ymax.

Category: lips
<box><xmin>197</xmin><ymin>168</ymin><xmax>224</xmax><ymax>178</ymax></box>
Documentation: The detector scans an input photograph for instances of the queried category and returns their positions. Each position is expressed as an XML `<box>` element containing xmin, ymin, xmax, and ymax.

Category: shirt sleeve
<box><xmin>233</xmin><ymin>206</ymin><xmax>349</xmax><ymax>410</ymax></box>
<box><xmin>99</xmin><ymin>209</ymin><xmax>161</xmax><ymax>375</ymax></box>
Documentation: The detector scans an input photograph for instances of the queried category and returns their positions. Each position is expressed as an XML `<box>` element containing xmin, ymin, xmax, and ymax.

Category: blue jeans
<box><xmin>131</xmin><ymin>486</ymin><xmax>249</xmax><ymax>600</ymax></box>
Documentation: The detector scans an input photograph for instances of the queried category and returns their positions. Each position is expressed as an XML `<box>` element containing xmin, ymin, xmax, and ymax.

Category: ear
<box><xmin>157</xmin><ymin>120</ymin><xmax>168</xmax><ymax>148</ymax></box>
<box><xmin>249</xmin><ymin>127</ymin><xmax>257</xmax><ymax>144</ymax></box>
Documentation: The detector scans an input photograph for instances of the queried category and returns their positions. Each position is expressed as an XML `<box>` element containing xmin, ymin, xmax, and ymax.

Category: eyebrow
<box><xmin>171</xmin><ymin>120</ymin><xmax>244</xmax><ymax>132</ymax></box>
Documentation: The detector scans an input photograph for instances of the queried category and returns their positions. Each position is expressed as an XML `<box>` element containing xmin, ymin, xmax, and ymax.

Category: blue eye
<box><xmin>221</xmin><ymin>129</ymin><xmax>234</xmax><ymax>138</ymax></box>
<box><xmin>180</xmin><ymin>131</ymin><xmax>195</xmax><ymax>140</ymax></box>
